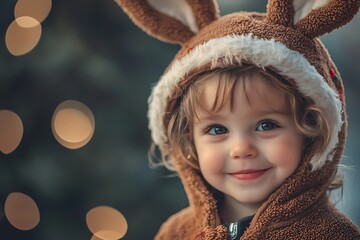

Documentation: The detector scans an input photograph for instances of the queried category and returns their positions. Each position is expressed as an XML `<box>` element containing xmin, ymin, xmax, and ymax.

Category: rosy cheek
<box><xmin>198</xmin><ymin>147</ymin><xmax>224</xmax><ymax>172</ymax></box>
<box><xmin>266</xmin><ymin>139</ymin><xmax>302</xmax><ymax>167</ymax></box>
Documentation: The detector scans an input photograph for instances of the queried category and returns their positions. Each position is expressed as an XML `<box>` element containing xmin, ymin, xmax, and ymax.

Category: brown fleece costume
<box><xmin>115</xmin><ymin>0</ymin><xmax>360</xmax><ymax>239</ymax></box>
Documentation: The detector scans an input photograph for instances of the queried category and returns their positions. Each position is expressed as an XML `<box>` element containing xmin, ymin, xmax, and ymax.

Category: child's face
<box><xmin>193</xmin><ymin>73</ymin><xmax>303</xmax><ymax>204</ymax></box>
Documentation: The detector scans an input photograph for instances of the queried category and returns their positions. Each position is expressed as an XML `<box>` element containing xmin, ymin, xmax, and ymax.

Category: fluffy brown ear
<box><xmin>115</xmin><ymin>0</ymin><xmax>219</xmax><ymax>45</ymax></box>
<box><xmin>267</xmin><ymin>0</ymin><xmax>360</xmax><ymax>38</ymax></box>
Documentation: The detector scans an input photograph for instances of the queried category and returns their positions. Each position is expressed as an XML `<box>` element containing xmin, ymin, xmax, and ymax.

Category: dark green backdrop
<box><xmin>1</xmin><ymin>1</ymin><xmax>359</xmax><ymax>239</ymax></box>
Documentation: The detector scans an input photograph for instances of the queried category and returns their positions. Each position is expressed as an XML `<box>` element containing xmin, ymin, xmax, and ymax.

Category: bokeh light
<box><xmin>5</xmin><ymin>16</ymin><xmax>42</xmax><ymax>56</ymax></box>
<box><xmin>15</xmin><ymin>16</ymin><xmax>41</xmax><ymax>28</ymax></box>
<box><xmin>86</xmin><ymin>206</ymin><xmax>128</xmax><ymax>240</ymax></box>
<box><xmin>52</xmin><ymin>100</ymin><xmax>95</xmax><ymax>149</ymax></box>
<box><xmin>14</xmin><ymin>0</ymin><xmax>52</xmax><ymax>23</ymax></box>
<box><xmin>4</xmin><ymin>192</ymin><xmax>40</xmax><ymax>231</ymax></box>
<box><xmin>0</xmin><ymin>110</ymin><xmax>24</xmax><ymax>154</ymax></box>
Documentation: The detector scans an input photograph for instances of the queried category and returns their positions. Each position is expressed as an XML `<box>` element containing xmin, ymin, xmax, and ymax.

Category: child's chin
<box><xmin>230</xmin><ymin>193</ymin><xmax>269</xmax><ymax>205</ymax></box>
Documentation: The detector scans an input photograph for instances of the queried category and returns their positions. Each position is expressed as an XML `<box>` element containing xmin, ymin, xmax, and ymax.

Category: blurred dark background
<box><xmin>0</xmin><ymin>1</ymin><xmax>359</xmax><ymax>239</ymax></box>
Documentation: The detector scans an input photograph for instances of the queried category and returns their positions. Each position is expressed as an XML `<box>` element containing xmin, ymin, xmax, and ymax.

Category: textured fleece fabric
<box><xmin>114</xmin><ymin>0</ymin><xmax>360</xmax><ymax>239</ymax></box>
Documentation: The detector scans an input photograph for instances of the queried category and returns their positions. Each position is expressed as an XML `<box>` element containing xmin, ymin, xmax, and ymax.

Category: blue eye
<box><xmin>256</xmin><ymin>120</ymin><xmax>279</xmax><ymax>131</ymax></box>
<box><xmin>208</xmin><ymin>125</ymin><xmax>228</xmax><ymax>135</ymax></box>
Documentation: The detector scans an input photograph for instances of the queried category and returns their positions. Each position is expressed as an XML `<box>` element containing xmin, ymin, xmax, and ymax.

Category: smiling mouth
<box><xmin>230</xmin><ymin>168</ymin><xmax>270</xmax><ymax>180</ymax></box>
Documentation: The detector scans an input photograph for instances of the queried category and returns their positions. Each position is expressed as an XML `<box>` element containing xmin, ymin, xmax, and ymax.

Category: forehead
<box><xmin>198</xmin><ymin>70</ymin><xmax>287</xmax><ymax>113</ymax></box>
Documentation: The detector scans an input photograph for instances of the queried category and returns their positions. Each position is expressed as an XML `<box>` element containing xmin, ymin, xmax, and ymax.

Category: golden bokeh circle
<box><xmin>15</xmin><ymin>0</ymin><xmax>52</xmax><ymax>23</ymax></box>
<box><xmin>15</xmin><ymin>16</ymin><xmax>40</xmax><ymax>28</ymax></box>
<box><xmin>5</xmin><ymin>16</ymin><xmax>42</xmax><ymax>56</ymax></box>
<box><xmin>86</xmin><ymin>206</ymin><xmax>128</xmax><ymax>240</ymax></box>
<box><xmin>4</xmin><ymin>192</ymin><xmax>40</xmax><ymax>231</ymax></box>
<box><xmin>0</xmin><ymin>110</ymin><xmax>24</xmax><ymax>154</ymax></box>
<box><xmin>52</xmin><ymin>100</ymin><xmax>95</xmax><ymax>149</ymax></box>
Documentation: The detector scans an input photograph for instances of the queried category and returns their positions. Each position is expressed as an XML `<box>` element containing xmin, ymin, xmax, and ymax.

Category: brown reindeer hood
<box><xmin>115</xmin><ymin>1</ymin><xmax>360</xmax><ymax>239</ymax></box>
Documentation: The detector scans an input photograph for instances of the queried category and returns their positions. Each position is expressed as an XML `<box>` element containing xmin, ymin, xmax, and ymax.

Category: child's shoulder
<box><xmin>155</xmin><ymin>206</ymin><xmax>196</xmax><ymax>240</ymax></box>
<box><xmin>154</xmin><ymin>206</ymin><xmax>228</xmax><ymax>240</ymax></box>
<box><xmin>265</xmin><ymin>201</ymin><xmax>360</xmax><ymax>239</ymax></box>
<box><xmin>316</xmin><ymin>203</ymin><xmax>360</xmax><ymax>239</ymax></box>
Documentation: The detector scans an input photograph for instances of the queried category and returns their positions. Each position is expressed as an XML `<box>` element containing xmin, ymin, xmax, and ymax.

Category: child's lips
<box><xmin>230</xmin><ymin>168</ymin><xmax>270</xmax><ymax>180</ymax></box>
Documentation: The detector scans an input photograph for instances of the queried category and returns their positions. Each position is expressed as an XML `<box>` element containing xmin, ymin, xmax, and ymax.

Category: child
<box><xmin>115</xmin><ymin>0</ymin><xmax>360</xmax><ymax>239</ymax></box>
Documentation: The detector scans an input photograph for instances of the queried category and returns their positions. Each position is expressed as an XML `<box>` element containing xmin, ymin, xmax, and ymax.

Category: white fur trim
<box><xmin>147</xmin><ymin>0</ymin><xmax>199</xmax><ymax>33</ymax></box>
<box><xmin>293</xmin><ymin>0</ymin><xmax>331</xmax><ymax>24</ymax></box>
<box><xmin>148</xmin><ymin>35</ymin><xmax>342</xmax><ymax>170</ymax></box>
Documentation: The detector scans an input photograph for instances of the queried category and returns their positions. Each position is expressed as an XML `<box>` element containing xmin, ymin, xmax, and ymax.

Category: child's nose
<box><xmin>229</xmin><ymin>137</ymin><xmax>257</xmax><ymax>160</ymax></box>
